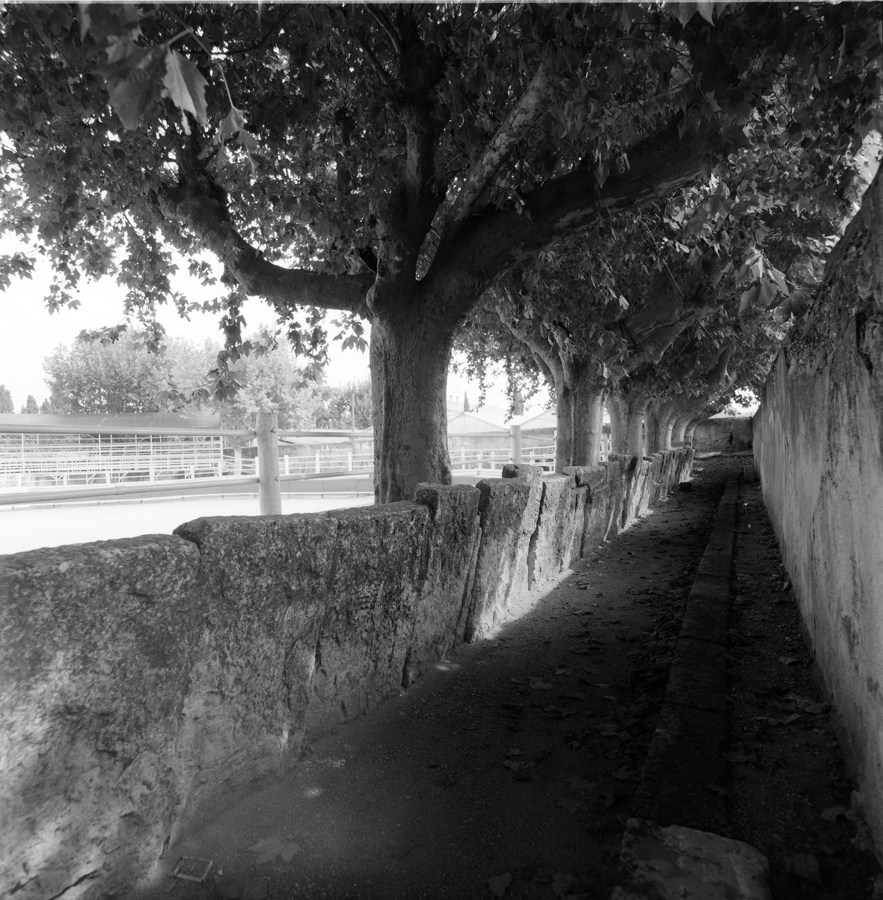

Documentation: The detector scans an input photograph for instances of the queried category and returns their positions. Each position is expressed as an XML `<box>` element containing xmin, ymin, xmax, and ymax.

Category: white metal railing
<box><xmin>0</xmin><ymin>415</ymin><xmax>614</xmax><ymax>506</ymax></box>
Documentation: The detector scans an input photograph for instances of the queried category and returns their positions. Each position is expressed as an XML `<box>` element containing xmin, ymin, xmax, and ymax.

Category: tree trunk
<box><xmin>608</xmin><ymin>388</ymin><xmax>649</xmax><ymax>456</ymax></box>
<box><xmin>371</xmin><ymin>314</ymin><xmax>454</xmax><ymax>504</ymax></box>
<box><xmin>646</xmin><ymin>399</ymin><xmax>677</xmax><ymax>453</ymax></box>
<box><xmin>671</xmin><ymin>412</ymin><xmax>694</xmax><ymax>446</ymax></box>
<box><xmin>573</xmin><ymin>387</ymin><xmax>605</xmax><ymax>466</ymax></box>
<box><xmin>659</xmin><ymin>403</ymin><xmax>678</xmax><ymax>451</ymax></box>
<box><xmin>570</xmin><ymin>362</ymin><xmax>606</xmax><ymax>466</ymax></box>
<box><xmin>554</xmin><ymin>376</ymin><xmax>575</xmax><ymax>472</ymax></box>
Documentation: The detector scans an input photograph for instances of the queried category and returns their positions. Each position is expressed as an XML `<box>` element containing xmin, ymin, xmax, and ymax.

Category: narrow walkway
<box><xmin>154</xmin><ymin>458</ymin><xmax>879</xmax><ymax>900</ymax></box>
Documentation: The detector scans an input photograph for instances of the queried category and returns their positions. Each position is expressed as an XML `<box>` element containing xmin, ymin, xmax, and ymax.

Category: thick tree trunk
<box><xmin>608</xmin><ymin>388</ymin><xmax>649</xmax><ymax>456</ymax></box>
<box><xmin>646</xmin><ymin>399</ymin><xmax>677</xmax><ymax>453</ymax></box>
<box><xmin>554</xmin><ymin>377</ymin><xmax>575</xmax><ymax>472</ymax></box>
<box><xmin>659</xmin><ymin>403</ymin><xmax>678</xmax><ymax>451</ymax></box>
<box><xmin>565</xmin><ymin>361</ymin><xmax>606</xmax><ymax>467</ymax></box>
<box><xmin>607</xmin><ymin>392</ymin><xmax>627</xmax><ymax>455</ymax></box>
<box><xmin>370</xmin><ymin>314</ymin><xmax>454</xmax><ymax>504</ymax></box>
<box><xmin>572</xmin><ymin>385</ymin><xmax>606</xmax><ymax>466</ymax></box>
<box><xmin>671</xmin><ymin>412</ymin><xmax>694</xmax><ymax>446</ymax></box>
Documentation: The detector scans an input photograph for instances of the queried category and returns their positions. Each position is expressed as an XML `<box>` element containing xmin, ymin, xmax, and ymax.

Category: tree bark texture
<box><xmin>671</xmin><ymin>413</ymin><xmax>694</xmax><ymax>446</ymax></box>
<box><xmin>572</xmin><ymin>379</ymin><xmax>606</xmax><ymax>467</ymax></box>
<box><xmin>608</xmin><ymin>388</ymin><xmax>649</xmax><ymax>456</ymax></box>
<box><xmin>370</xmin><ymin>314</ymin><xmax>454</xmax><ymax>504</ymax></box>
<box><xmin>646</xmin><ymin>399</ymin><xmax>677</xmax><ymax>453</ymax></box>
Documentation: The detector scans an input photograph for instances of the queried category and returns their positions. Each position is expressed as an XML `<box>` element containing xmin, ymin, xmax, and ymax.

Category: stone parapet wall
<box><xmin>0</xmin><ymin>450</ymin><xmax>691</xmax><ymax>900</ymax></box>
<box><xmin>754</xmin><ymin>170</ymin><xmax>883</xmax><ymax>858</ymax></box>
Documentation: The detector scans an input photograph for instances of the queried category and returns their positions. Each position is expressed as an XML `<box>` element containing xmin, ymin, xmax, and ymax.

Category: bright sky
<box><xmin>0</xmin><ymin>236</ymin><xmax>529</xmax><ymax>416</ymax></box>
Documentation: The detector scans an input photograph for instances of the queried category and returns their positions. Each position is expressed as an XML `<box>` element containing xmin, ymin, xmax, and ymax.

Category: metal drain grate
<box><xmin>172</xmin><ymin>856</ymin><xmax>213</xmax><ymax>882</ymax></box>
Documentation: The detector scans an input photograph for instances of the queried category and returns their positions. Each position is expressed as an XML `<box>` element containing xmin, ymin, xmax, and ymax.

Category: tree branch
<box><xmin>366</xmin><ymin>4</ymin><xmax>403</xmax><ymax>57</ymax></box>
<box><xmin>155</xmin><ymin>178</ymin><xmax>373</xmax><ymax>316</ymax></box>
<box><xmin>430</xmin><ymin>108</ymin><xmax>747</xmax><ymax>317</ymax></box>
<box><xmin>444</xmin><ymin>49</ymin><xmax>567</xmax><ymax>229</ymax></box>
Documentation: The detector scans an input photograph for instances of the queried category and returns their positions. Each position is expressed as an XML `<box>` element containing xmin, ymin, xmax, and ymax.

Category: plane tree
<box><xmin>1</xmin><ymin>2</ymin><xmax>879</xmax><ymax>500</ymax></box>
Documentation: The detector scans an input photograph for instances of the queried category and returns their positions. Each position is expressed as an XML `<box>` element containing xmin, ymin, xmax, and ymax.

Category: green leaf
<box><xmin>162</xmin><ymin>49</ymin><xmax>208</xmax><ymax>132</ymax></box>
<box><xmin>101</xmin><ymin>45</ymin><xmax>166</xmax><ymax>130</ymax></box>
<box><xmin>217</xmin><ymin>106</ymin><xmax>247</xmax><ymax>144</ymax></box>
<box><xmin>80</xmin><ymin>2</ymin><xmax>140</xmax><ymax>44</ymax></box>
<box><xmin>695</xmin><ymin>2</ymin><xmax>716</xmax><ymax>25</ymax></box>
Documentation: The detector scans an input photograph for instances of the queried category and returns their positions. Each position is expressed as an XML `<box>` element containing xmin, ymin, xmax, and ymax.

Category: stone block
<box><xmin>612</xmin><ymin>818</ymin><xmax>771</xmax><ymax>900</ymax></box>
<box><xmin>412</xmin><ymin>484</ymin><xmax>481</xmax><ymax>665</ymax></box>
<box><xmin>466</xmin><ymin>478</ymin><xmax>540</xmax><ymax>640</ymax></box>
<box><xmin>679</xmin><ymin>588</ymin><xmax>730</xmax><ymax>647</ymax></box>
<box><xmin>665</xmin><ymin>637</ymin><xmax>728</xmax><ymax>713</ymax></box>
<box><xmin>0</xmin><ymin>536</ymin><xmax>203</xmax><ymax>900</ymax></box>
<box><xmin>530</xmin><ymin>474</ymin><xmax>576</xmax><ymax>588</ymax></box>
<box><xmin>635</xmin><ymin>704</ymin><xmax>728</xmax><ymax>830</ymax></box>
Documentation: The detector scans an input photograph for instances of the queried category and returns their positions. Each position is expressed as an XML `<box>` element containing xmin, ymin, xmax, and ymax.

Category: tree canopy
<box><xmin>1</xmin><ymin>2</ymin><xmax>880</xmax><ymax>498</ymax></box>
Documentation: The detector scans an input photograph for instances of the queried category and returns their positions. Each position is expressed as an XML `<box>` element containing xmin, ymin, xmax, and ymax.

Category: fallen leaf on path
<box><xmin>568</xmin><ymin>775</ymin><xmax>595</xmax><ymax>792</ymax></box>
<box><xmin>486</xmin><ymin>873</ymin><xmax>512</xmax><ymax>896</ymax></box>
<box><xmin>784</xmin><ymin>853</ymin><xmax>820</xmax><ymax>882</ymax></box>
<box><xmin>613</xmin><ymin>767</ymin><xmax>636</xmax><ymax>781</ymax></box>
<box><xmin>248</xmin><ymin>836</ymin><xmax>300</xmax><ymax>865</ymax></box>
<box><xmin>552</xmin><ymin>872</ymin><xmax>578</xmax><ymax>896</ymax></box>
<box><xmin>561</xmin><ymin>691</ymin><xmax>587</xmax><ymax>701</ymax></box>
<box><xmin>779</xmin><ymin>656</ymin><xmax>799</xmax><ymax>666</ymax></box>
<box><xmin>821</xmin><ymin>806</ymin><xmax>848</xmax><ymax>822</ymax></box>
<box><xmin>555</xmin><ymin>667</ymin><xmax>573</xmax><ymax>676</ymax></box>
<box><xmin>726</xmin><ymin>750</ymin><xmax>758</xmax><ymax>764</ymax></box>
<box><xmin>528</xmin><ymin>677</ymin><xmax>553</xmax><ymax>690</ymax></box>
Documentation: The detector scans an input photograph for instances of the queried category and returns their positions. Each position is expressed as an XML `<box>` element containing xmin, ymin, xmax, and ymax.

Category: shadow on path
<box><xmin>149</xmin><ymin>456</ymin><xmax>879</xmax><ymax>900</ymax></box>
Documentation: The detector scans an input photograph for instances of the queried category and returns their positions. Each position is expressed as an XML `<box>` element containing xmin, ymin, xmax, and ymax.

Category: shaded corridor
<box><xmin>153</xmin><ymin>457</ymin><xmax>878</xmax><ymax>900</ymax></box>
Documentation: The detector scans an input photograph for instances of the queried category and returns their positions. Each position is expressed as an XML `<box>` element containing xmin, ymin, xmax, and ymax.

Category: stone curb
<box><xmin>610</xmin><ymin>479</ymin><xmax>773</xmax><ymax>899</ymax></box>
<box><xmin>630</xmin><ymin>478</ymin><xmax>737</xmax><ymax>829</ymax></box>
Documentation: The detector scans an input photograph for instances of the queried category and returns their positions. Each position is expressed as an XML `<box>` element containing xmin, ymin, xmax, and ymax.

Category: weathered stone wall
<box><xmin>754</xmin><ymin>169</ymin><xmax>883</xmax><ymax>857</ymax></box>
<box><xmin>692</xmin><ymin>415</ymin><xmax>753</xmax><ymax>451</ymax></box>
<box><xmin>0</xmin><ymin>451</ymin><xmax>690</xmax><ymax>900</ymax></box>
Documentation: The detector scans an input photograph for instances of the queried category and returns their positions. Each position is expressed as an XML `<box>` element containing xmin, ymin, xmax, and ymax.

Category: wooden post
<box><xmin>257</xmin><ymin>410</ymin><xmax>282</xmax><ymax>515</ymax></box>
<box><xmin>510</xmin><ymin>423</ymin><xmax>523</xmax><ymax>465</ymax></box>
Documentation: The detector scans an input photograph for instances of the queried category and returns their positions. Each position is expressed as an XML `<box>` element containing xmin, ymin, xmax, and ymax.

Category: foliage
<box><xmin>43</xmin><ymin>331</ymin><xmax>178</xmax><ymax>414</ymax></box>
<box><xmin>2</xmin><ymin>2</ymin><xmax>878</xmax><ymax>335</ymax></box>
<box><xmin>2</xmin><ymin>2</ymin><xmax>880</xmax><ymax>495</ymax></box>
<box><xmin>0</xmin><ymin>384</ymin><xmax>13</xmax><ymax>413</ymax></box>
<box><xmin>20</xmin><ymin>394</ymin><xmax>40</xmax><ymax>414</ymax></box>
<box><xmin>313</xmin><ymin>379</ymin><xmax>373</xmax><ymax>431</ymax></box>
<box><xmin>42</xmin><ymin>327</ymin><xmax>321</xmax><ymax>425</ymax></box>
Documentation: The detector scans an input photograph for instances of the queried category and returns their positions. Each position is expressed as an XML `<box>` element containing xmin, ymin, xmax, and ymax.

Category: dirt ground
<box><xmin>154</xmin><ymin>455</ymin><xmax>881</xmax><ymax>900</ymax></box>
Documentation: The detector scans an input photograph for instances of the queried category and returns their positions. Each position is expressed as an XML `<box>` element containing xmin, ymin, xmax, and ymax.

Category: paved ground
<box><xmin>144</xmin><ymin>456</ymin><xmax>881</xmax><ymax>900</ymax></box>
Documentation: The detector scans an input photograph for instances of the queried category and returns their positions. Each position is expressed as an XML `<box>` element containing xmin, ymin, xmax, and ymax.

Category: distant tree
<box><xmin>44</xmin><ymin>332</ymin><xmax>173</xmax><ymax>413</ymax></box>
<box><xmin>39</xmin><ymin>398</ymin><xmax>52</xmax><ymax>414</ymax></box>
<box><xmin>0</xmin><ymin>385</ymin><xmax>13</xmax><ymax>413</ymax></box>
<box><xmin>20</xmin><ymin>394</ymin><xmax>39</xmax><ymax>414</ymax></box>
<box><xmin>207</xmin><ymin>330</ymin><xmax>323</xmax><ymax>433</ymax></box>
<box><xmin>314</xmin><ymin>380</ymin><xmax>373</xmax><ymax>431</ymax></box>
